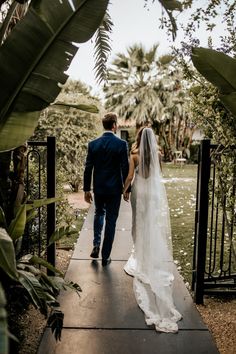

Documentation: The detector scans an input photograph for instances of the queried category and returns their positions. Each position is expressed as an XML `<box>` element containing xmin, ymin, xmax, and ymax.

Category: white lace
<box><xmin>124</xmin><ymin>128</ymin><xmax>182</xmax><ymax>333</ymax></box>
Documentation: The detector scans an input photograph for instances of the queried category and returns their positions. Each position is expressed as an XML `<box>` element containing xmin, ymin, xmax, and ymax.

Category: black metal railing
<box><xmin>192</xmin><ymin>139</ymin><xmax>236</xmax><ymax>304</ymax></box>
<box><xmin>23</xmin><ymin>137</ymin><xmax>56</xmax><ymax>269</ymax></box>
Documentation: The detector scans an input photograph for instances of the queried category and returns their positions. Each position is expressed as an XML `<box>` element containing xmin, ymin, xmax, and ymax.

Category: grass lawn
<box><xmin>162</xmin><ymin>163</ymin><xmax>198</xmax><ymax>287</ymax></box>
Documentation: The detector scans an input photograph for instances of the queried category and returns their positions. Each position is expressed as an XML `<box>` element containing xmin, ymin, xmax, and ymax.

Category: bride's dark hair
<box><xmin>131</xmin><ymin>126</ymin><xmax>146</xmax><ymax>154</ymax></box>
<box><xmin>140</xmin><ymin>128</ymin><xmax>151</xmax><ymax>178</ymax></box>
<box><xmin>132</xmin><ymin>126</ymin><xmax>153</xmax><ymax>178</ymax></box>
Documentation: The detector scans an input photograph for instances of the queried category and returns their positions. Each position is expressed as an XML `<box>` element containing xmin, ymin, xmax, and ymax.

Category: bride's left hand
<box><xmin>123</xmin><ymin>192</ymin><xmax>130</xmax><ymax>202</ymax></box>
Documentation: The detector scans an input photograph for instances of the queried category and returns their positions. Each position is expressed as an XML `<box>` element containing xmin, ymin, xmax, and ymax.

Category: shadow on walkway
<box><xmin>38</xmin><ymin>201</ymin><xmax>219</xmax><ymax>354</ymax></box>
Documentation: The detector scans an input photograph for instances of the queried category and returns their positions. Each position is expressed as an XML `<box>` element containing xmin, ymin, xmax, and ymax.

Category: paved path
<box><xmin>38</xmin><ymin>201</ymin><xmax>219</xmax><ymax>354</ymax></box>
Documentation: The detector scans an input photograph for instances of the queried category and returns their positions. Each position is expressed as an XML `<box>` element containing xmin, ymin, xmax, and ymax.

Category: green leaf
<box><xmin>48</xmin><ymin>276</ymin><xmax>82</xmax><ymax>295</ymax></box>
<box><xmin>0</xmin><ymin>228</ymin><xmax>18</xmax><ymax>280</ymax></box>
<box><xmin>47</xmin><ymin>309</ymin><xmax>64</xmax><ymax>341</ymax></box>
<box><xmin>53</xmin><ymin>102</ymin><xmax>99</xmax><ymax>113</ymax></box>
<box><xmin>27</xmin><ymin>255</ymin><xmax>63</xmax><ymax>277</ymax></box>
<box><xmin>26</xmin><ymin>197</ymin><xmax>61</xmax><ymax>211</ymax></box>
<box><xmin>0</xmin><ymin>207</ymin><xmax>7</xmax><ymax>229</ymax></box>
<box><xmin>0</xmin><ymin>0</ymin><xmax>109</xmax><ymax>151</ymax></box>
<box><xmin>26</xmin><ymin>209</ymin><xmax>38</xmax><ymax>223</ymax></box>
<box><xmin>191</xmin><ymin>47</ymin><xmax>236</xmax><ymax>94</ymax></box>
<box><xmin>48</xmin><ymin>226</ymin><xmax>78</xmax><ymax>247</ymax></box>
<box><xmin>8</xmin><ymin>205</ymin><xmax>26</xmax><ymax>241</ymax></box>
<box><xmin>0</xmin><ymin>111</ymin><xmax>40</xmax><ymax>152</ymax></box>
<box><xmin>18</xmin><ymin>269</ymin><xmax>48</xmax><ymax>314</ymax></box>
<box><xmin>220</xmin><ymin>92</ymin><xmax>236</xmax><ymax>118</ymax></box>
<box><xmin>160</xmin><ymin>0</ymin><xmax>182</xmax><ymax>11</ymax></box>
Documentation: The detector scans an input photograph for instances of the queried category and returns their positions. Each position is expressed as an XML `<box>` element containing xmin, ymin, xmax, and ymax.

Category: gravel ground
<box><xmin>197</xmin><ymin>297</ymin><xmax>236</xmax><ymax>354</ymax></box>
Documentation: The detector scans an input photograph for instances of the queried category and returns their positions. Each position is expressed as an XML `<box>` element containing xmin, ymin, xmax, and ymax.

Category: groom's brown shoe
<box><xmin>90</xmin><ymin>246</ymin><xmax>100</xmax><ymax>258</ymax></box>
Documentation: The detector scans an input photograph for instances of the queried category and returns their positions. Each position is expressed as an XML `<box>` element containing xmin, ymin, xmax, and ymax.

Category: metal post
<box><xmin>191</xmin><ymin>144</ymin><xmax>200</xmax><ymax>291</ymax></box>
<box><xmin>47</xmin><ymin>136</ymin><xmax>56</xmax><ymax>274</ymax></box>
<box><xmin>194</xmin><ymin>139</ymin><xmax>211</xmax><ymax>304</ymax></box>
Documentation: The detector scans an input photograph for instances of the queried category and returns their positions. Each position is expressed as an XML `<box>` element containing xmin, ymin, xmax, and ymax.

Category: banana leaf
<box><xmin>220</xmin><ymin>92</ymin><xmax>236</xmax><ymax>117</ymax></box>
<box><xmin>0</xmin><ymin>207</ymin><xmax>7</xmax><ymax>229</ymax></box>
<box><xmin>0</xmin><ymin>0</ymin><xmax>109</xmax><ymax>151</ymax></box>
<box><xmin>8</xmin><ymin>204</ymin><xmax>26</xmax><ymax>241</ymax></box>
<box><xmin>191</xmin><ymin>47</ymin><xmax>236</xmax><ymax>94</ymax></box>
<box><xmin>191</xmin><ymin>47</ymin><xmax>236</xmax><ymax>117</ymax></box>
<box><xmin>0</xmin><ymin>228</ymin><xmax>18</xmax><ymax>280</ymax></box>
<box><xmin>53</xmin><ymin>102</ymin><xmax>99</xmax><ymax>113</ymax></box>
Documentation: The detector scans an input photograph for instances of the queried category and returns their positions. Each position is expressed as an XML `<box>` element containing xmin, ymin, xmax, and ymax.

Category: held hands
<box><xmin>84</xmin><ymin>191</ymin><xmax>93</xmax><ymax>204</ymax></box>
<box><xmin>123</xmin><ymin>191</ymin><xmax>130</xmax><ymax>202</ymax></box>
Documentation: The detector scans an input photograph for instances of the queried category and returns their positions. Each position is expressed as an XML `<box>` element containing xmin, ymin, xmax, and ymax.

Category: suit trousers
<box><xmin>93</xmin><ymin>193</ymin><xmax>121</xmax><ymax>260</ymax></box>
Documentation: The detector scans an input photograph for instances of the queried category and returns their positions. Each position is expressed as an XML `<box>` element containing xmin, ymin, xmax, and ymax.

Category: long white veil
<box><xmin>125</xmin><ymin>127</ymin><xmax>182</xmax><ymax>333</ymax></box>
<box><xmin>137</xmin><ymin>127</ymin><xmax>173</xmax><ymax>274</ymax></box>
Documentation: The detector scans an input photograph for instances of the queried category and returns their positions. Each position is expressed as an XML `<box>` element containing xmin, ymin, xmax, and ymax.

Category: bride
<box><xmin>123</xmin><ymin>127</ymin><xmax>182</xmax><ymax>333</ymax></box>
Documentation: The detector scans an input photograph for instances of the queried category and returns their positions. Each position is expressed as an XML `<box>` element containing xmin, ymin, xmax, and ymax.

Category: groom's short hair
<box><xmin>102</xmin><ymin>112</ymin><xmax>117</xmax><ymax>130</ymax></box>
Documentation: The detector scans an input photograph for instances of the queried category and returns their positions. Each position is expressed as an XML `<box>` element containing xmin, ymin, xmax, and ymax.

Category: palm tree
<box><xmin>104</xmin><ymin>44</ymin><xmax>192</xmax><ymax>160</ymax></box>
<box><xmin>104</xmin><ymin>44</ymin><xmax>168</xmax><ymax>126</ymax></box>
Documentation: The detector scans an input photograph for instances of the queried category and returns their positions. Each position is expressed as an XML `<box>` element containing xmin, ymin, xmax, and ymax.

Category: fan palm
<box><xmin>104</xmin><ymin>44</ymin><xmax>192</xmax><ymax>159</ymax></box>
<box><xmin>104</xmin><ymin>44</ymin><xmax>174</xmax><ymax>126</ymax></box>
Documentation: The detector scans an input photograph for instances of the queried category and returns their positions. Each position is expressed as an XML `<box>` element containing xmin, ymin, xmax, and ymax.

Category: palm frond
<box><xmin>93</xmin><ymin>11</ymin><xmax>113</xmax><ymax>84</ymax></box>
<box><xmin>145</xmin><ymin>44</ymin><xmax>159</xmax><ymax>64</ymax></box>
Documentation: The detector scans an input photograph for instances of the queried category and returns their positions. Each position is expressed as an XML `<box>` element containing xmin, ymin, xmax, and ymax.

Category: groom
<box><xmin>83</xmin><ymin>112</ymin><xmax>129</xmax><ymax>266</ymax></box>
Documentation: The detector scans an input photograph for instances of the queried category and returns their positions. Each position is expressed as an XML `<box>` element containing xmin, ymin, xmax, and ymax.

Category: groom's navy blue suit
<box><xmin>83</xmin><ymin>131</ymin><xmax>129</xmax><ymax>260</ymax></box>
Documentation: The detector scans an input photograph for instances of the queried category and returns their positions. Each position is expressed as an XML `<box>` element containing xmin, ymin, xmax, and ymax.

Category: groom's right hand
<box><xmin>84</xmin><ymin>191</ymin><xmax>93</xmax><ymax>204</ymax></box>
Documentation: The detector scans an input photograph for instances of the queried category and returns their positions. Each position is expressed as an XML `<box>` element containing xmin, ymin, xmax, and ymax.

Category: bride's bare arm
<box><xmin>123</xmin><ymin>154</ymin><xmax>135</xmax><ymax>194</ymax></box>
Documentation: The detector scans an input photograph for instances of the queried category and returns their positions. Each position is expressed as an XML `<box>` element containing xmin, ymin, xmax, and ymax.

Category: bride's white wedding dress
<box><xmin>124</xmin><ymin>128</ymin><xmax>182</xmax><ymax>333</ymax></box>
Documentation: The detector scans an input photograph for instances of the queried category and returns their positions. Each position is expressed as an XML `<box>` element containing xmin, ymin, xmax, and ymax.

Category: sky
<box><xmin>66</xmin><ymin>0</ymin><xmax>226</xmax><ymax>95</ymax></box>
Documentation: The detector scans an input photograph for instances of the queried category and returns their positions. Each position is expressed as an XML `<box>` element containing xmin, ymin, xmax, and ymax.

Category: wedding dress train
<box><xmin>124</xmin><ymin>128</ymin><xmax>182</xmax><ymax>333</ymax></box>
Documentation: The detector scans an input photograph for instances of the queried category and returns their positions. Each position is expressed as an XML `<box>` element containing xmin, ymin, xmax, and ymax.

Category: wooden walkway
<box><xmin>37</xmin><ymin>201</ymin><xmax>219</xmax><ymax>354</ymax></box>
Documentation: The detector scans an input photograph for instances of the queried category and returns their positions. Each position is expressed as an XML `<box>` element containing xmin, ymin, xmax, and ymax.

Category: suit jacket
<box><xmin>83</xmin><ymin>132</ymin><xmax>129</xmax><ymax>195</ymax></box>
